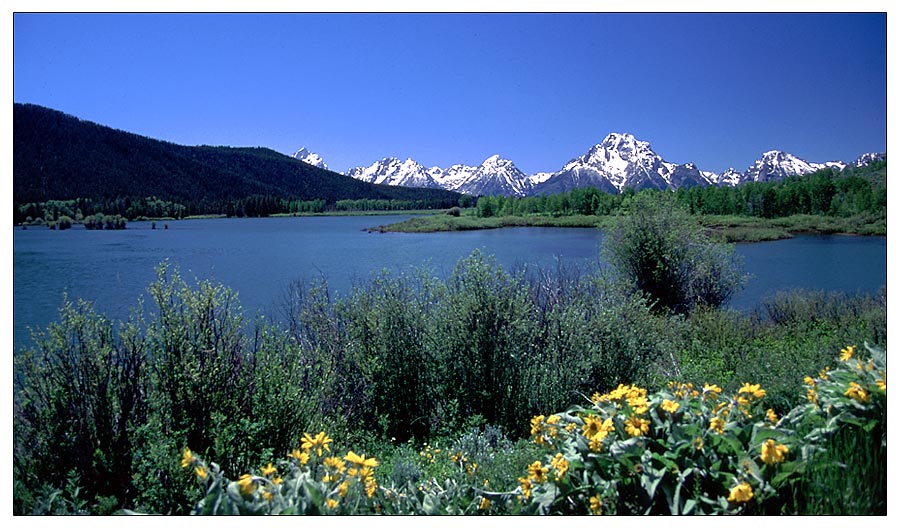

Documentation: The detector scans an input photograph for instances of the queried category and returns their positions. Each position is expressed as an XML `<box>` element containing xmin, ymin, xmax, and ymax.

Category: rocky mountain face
<box><xmin>292</xmin><ymin>147</ymin><xmax>328</xmax><ymax>170</ymax></box>
<box><xmin>293</xmin><ymin>135</ymin><xmax>884</xmax><ymax>197</ymax></box>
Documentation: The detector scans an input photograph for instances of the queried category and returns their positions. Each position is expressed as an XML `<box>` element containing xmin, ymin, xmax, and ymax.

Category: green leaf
<box><xmin>422</xmin><ymin>493</ymin><xmax>440</xmax><ymax>515</ymax></box>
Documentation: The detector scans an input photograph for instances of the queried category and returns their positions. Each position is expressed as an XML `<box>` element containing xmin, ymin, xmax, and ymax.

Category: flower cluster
<box><xmin>180</xmin><ymin>344</ymin><xmax>885</xmax><ymax>516</ymax></box>
<box><xmin>520</xmin><ymin>376</ymin><xmax>786</xmax><ymax>514</ymax></box>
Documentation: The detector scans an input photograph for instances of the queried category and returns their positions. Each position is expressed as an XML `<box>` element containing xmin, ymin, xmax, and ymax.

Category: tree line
<box><xmin>474</xmin><ymin>161</ymin><xmax>886</xmax><ymax>220</ymax></box>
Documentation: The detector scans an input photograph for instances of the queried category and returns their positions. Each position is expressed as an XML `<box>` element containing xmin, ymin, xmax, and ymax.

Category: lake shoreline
<box><xmin>365</xmin><ymin>212</ymin><xmax>887</xmax><ymax>244</ymax></box>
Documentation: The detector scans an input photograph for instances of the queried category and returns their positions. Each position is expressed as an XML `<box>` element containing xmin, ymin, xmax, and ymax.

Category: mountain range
<box><xmin>295</xmin><ymin>133</ymin><xmax>884</xmax><ymax>197</ymax></box>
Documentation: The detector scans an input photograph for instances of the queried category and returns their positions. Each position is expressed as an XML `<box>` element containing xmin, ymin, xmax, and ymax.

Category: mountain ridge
<box><xmin>300</xmin><ymin>134</ymin><xmax>884</xmax><ymax>197</ymax></box>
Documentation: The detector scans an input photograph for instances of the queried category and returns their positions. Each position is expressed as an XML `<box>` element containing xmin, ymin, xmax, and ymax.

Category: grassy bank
<box><xmin>366</xmin><ymin>213</ymin><xmax>614</xmax><ymax>232</ymax></box>
<box><xmin>272</xmin><ymin>209</ymin><xmax>438</xmax><ymax>218</ymax></box>
<box><xmin>368</xmin><ymin>210</ymin><xmax>885</xmax><ymax>242</ymax></box>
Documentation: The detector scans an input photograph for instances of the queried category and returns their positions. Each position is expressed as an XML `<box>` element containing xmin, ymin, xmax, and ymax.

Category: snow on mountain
<box><xmin>706</xmin><ymin>168</ymin><xmax>743</xmax><ymax>187</ymax></box>
<box><xmin>333</xmin><ymin>137</ymin><xmax>883</xmax><ymax>197</ymax></box>
<box><xmin>533</xmin><ymin>133</ymin><xmax>711</xmax><ymax>195</ymax></box>
<box><xmin>345</xmin><ymin>157</ymin><xmax>443</xmax><ymax>188</ymax></box>
<box><xmin>292</xmin><ymin>147</ymin><xmax>328</xmax><ymax>170</ymax></box>
<box><xmin>740</xmin><ymin>150</ymin><xmax>843</xmax><ymax>183</ymax></box>
<box><xmin>854</xmin><ymin>152</ymin><xmax>885</xmax><ymax>167</ymax></box>
<box><xmin>345</xmin><ymin>154</ymin><xmax>534</xmax><ymax>196</ymax></box>
<box><xmin>453</xmin><ymin>155</ymin><xmax>533</xmax><ymax>196</ymax></box>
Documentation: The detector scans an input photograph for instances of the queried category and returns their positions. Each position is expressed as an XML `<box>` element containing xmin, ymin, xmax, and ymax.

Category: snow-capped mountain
<box><xmin>302</xmin><ymin>136</ymin><xmax>883</xmax><ymax>197</ymax></box>
<box><xmin>344</xmin><ymin>154</ymin><xmax>534</xmax><ymax>196</ymax></box>
<box><xmin>436</xmin><ymin>155</ymin><xmax>533</xmax><ymax>196</ymax></box>
<box><xmin>739</xmin><ymin>150</ymin><xmax>846</xmax><ymax>183</ymax></box>
<box><xmin>345</xmin><ymin>157</ymin><xmax>443</xmax><ymax>189</ymax></box>
<box><xmin>854</xmin><ymin>152</ymin><xmax>885</xmax><ymax>167</ymax></box>
<box><xmin>707</xmin><ymin>167</ymin><xmax>743</xmax><ymax>187</ymax></box>
<box><xmin>533</xmin><ymin>133</ymin><xmax>713</xmax><ymax>195</ymax></box>
<box><xmin>292</xmin><ymin>147</ymin><xmax>328</xmax><ymax>170</ymax></box>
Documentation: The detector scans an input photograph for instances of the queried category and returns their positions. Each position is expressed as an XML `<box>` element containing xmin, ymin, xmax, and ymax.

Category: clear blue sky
<box><xmin>13</xmin><ymin>12</ymin><xmax>887</xmax><ymax>175</ymax></box>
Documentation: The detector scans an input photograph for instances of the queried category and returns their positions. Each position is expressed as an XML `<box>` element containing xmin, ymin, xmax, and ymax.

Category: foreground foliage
<box><xmin>179</xmin><ymin>344</ymin><xmax>885</xmax><ymax>515</ymax></box>
<box><xmin>13</xmin><ymin>251</ymin><xmax>886</xmax><ymax>514</ymax></box>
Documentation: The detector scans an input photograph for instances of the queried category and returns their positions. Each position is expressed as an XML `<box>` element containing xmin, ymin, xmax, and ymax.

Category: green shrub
<box><xmin>13</xmin><ymin>296</ymin><xmax>146</xmax><ymax>514</ymax></box>
<box><xmin>604</xmin><ymin>192</ymin><xmax>745</xmax><ymax>314</ymax></box>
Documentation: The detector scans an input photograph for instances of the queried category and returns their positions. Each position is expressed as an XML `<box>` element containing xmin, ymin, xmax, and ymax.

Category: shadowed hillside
<box><xmin>13</xmin><ymin>103</ymin><xmax>463</xmax><ymax>218</ymax></box>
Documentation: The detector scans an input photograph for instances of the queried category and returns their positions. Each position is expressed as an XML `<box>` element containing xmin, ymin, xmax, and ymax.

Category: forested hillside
<box><xmin>13</xmin><ymin>103</ymin><xmax>462</xmax><ymax>222</ymax></box>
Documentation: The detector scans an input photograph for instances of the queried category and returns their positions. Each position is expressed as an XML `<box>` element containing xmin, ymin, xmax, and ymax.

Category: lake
<box><xmin>12</xmin><ymin>215</ymin><xmax>887</xmax><ymax>353</ymax></box>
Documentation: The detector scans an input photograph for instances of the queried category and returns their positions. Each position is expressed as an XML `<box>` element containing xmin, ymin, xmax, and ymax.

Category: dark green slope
<box><xmin>13</xmin><ymin>103</ymin><xmax>462</xmax><ymax>209</ymax></box>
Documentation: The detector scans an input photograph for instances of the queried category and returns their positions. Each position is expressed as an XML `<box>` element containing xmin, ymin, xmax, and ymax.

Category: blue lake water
<box><xmin>11</xmin><ymin>215</ymin><xmax>887</xmax><ymax>353</ymax></box>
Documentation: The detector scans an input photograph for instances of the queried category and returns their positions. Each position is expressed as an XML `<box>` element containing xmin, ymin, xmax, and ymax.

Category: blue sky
<box><xmin>13</xmin><ymin>12</ymin><xmax>887</xmax><ymax>176</ymax></box>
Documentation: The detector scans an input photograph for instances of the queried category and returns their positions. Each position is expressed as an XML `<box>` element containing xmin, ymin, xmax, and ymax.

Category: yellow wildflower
<box><xmin>591</xmin><ymin>391</ymin><xmax>603</xmax><ymax>404</ymax></box>
<box><xmin>807</xmin><ymin>388</ymin><xmax>819</xmax><ymax>407</ymax></box>
<box><xmin>624</xmin><ymin>416</ymin><xmax>650</xmax><ymax>437</ymax></box>
<box><xmin>288</xmin><ymin>448</ymin><xmax>310</xmax><ymax>465</ymax></box>
<box><xmin>530</xmin><ymin>415</ymin><xmax>545</xmax><ymax>436</ymax></box>
<box><xmin>760</xmin><ymin>439</ymin><xmax>789</xmax><ymax>465</ymax></box>
<box><xmin>565</xmin><ymin>422</ymin><xmax>577</xmax><ymax>433</ymax></box>
<box><xmin>550</xmin><ymin>453</ymin><xmax>568</xmax><ymax>480</ymax></box>
<box><xmin>819</xmin><ymin>366</ymin><xmax>831</xmax><ymax>380</ymax></box>
<box><xmin>324</xmin><ymin>456</ymin><xmax>346</xmax><ymax>474</ymax></box>
<box><xmin>803</xmin><ymin>376</ymin><xmax>817</xmax><ymax>387</ymax></box>
<box><xmin>262</xmin><ymin>491</ymin><xmax>273</xmax><ymax>502</ymax></box>
<box><xmin>194</xmin><ymin>466</ymin><xmax>207</xmax><ymax>480</ymax></box>
<box><xmin>365</xmin><ymin>477</ymin><xmax>377</xmax><ymax>498</ymax></box>
<box><xmin>518</xmin><ymin>477</ymin><xmax>533</xmax><ymax>500</ymax></box>
<box><xmin>582</xmin><ymin>415</ymin><xmax>613</xmax><ymax>439</ymax></box>
<box><xmin>876</xmin><ymin>371</ymin><xmax>886</xmax><ymax>391</ymax></box>
<box><xmin>628</xmin><ymin>394</ymin><xmax>650</xmax><ymax>414</ymax></box>
<box><xmin>739</xmin><ymin>383</ymin><xmax>766</xmax><ymax>399</ymax></box>
<box><xmin>702</xmin><ymin>383</ymin><xmax>723</xmax><ymax>400</ymax></box>
<box><xmin>588</xmin><ymin>434</ymin><xmax>605</xmax><ymax>452</ymax></box>
<box><xmin>840</xmin><ymin>345</ymin><xmax>856</xmax><ymax>361</ymax></box>
<box><xmin>608</xmin><ymin>383</ymin><xmax>630</xmax><ymax>400</ymax></box>
<box><xmin>727</xmin><ymin>482</ymin><xmax>754</xmax><ymax>504</ymax></box>
<box><xmin>180</xmin><ymin>448</ymin><xmax>195</xmax><ymax>468</ymax></box>
<box><xmin>238</xmin><ymin>474</ymin><xmax>256</xmax><ymax>496</ymax></box>
<box><xmin>709</xmin><ymin>416</ymin><xmax>726</xmax><ymax>434</ymax></box>
<box><xmin>527</xmin><ymin>461</ymin><xmax>550</xmax><ymax>484</ymax></box>
<box><xmin>766</xmin><ymin>408</ymin><xmax>778</xmax><ymax>424</ymax></box>
<box><xmin>661</xmin><ymin>399</ymin><xmax>680</xmax><ymax>413</ymax></box>
<box><xmin>261</xmin><ymin>462</ymin><xmax>277</xmax><ymax>477</ymax></box>
<box><xmin>301</xmin><ymin>431</ymin><xmax>333</xmax><ymax>457</ymax></box>
<box><xmin>345</xmin><ymin>451</ymin><xmax>379</xmax><ymax>476</ymax></box>
<box><xmin>339</xmin><ymin>481</ymin><xmax>349</xmax><ymax>497</ymax></box>
<box><xmin>844</xmin><ymin>382</ymin><xmax>870</xmax><ymax>404</ymax></box>
<box><xmin>589</xmin><ymin>494</ymin><xmax>603</xmax><ymax>515</ymax></box>
<box><xmin>326</xmin><ymin>498</ymin><xmax>339</xmax><ymax>509</ymax></box>
<box><xmin>479</xmin><ymin>497</ymin><xmax>491</xmax><ymax>510</ymax></box>
<box><xmin>692</xmin><ymin>437</ymin><xmax>704</xmax><ymax>451</ymax></box>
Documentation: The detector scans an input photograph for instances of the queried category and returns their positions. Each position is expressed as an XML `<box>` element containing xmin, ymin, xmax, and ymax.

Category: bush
<box><xmin>603</xmin><ymin>192</ymin><xmax>745</xmax><ymax>314</ymax></box>
<box><xmin>13</xmin><ymin>296</ymin><xmax>146</xmax><ymax>514</ymax></box>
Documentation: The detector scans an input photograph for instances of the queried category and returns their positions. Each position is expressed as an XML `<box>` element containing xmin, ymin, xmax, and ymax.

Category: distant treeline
<box><xmin>474</xmin><ymin>160</ymin><xmax>886</xmax><ymax>219</ymax></box>
<box><xmin>15</xmin><ymin>194</ymin><xmax>472</xmax><ymax>224</ymax></box>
